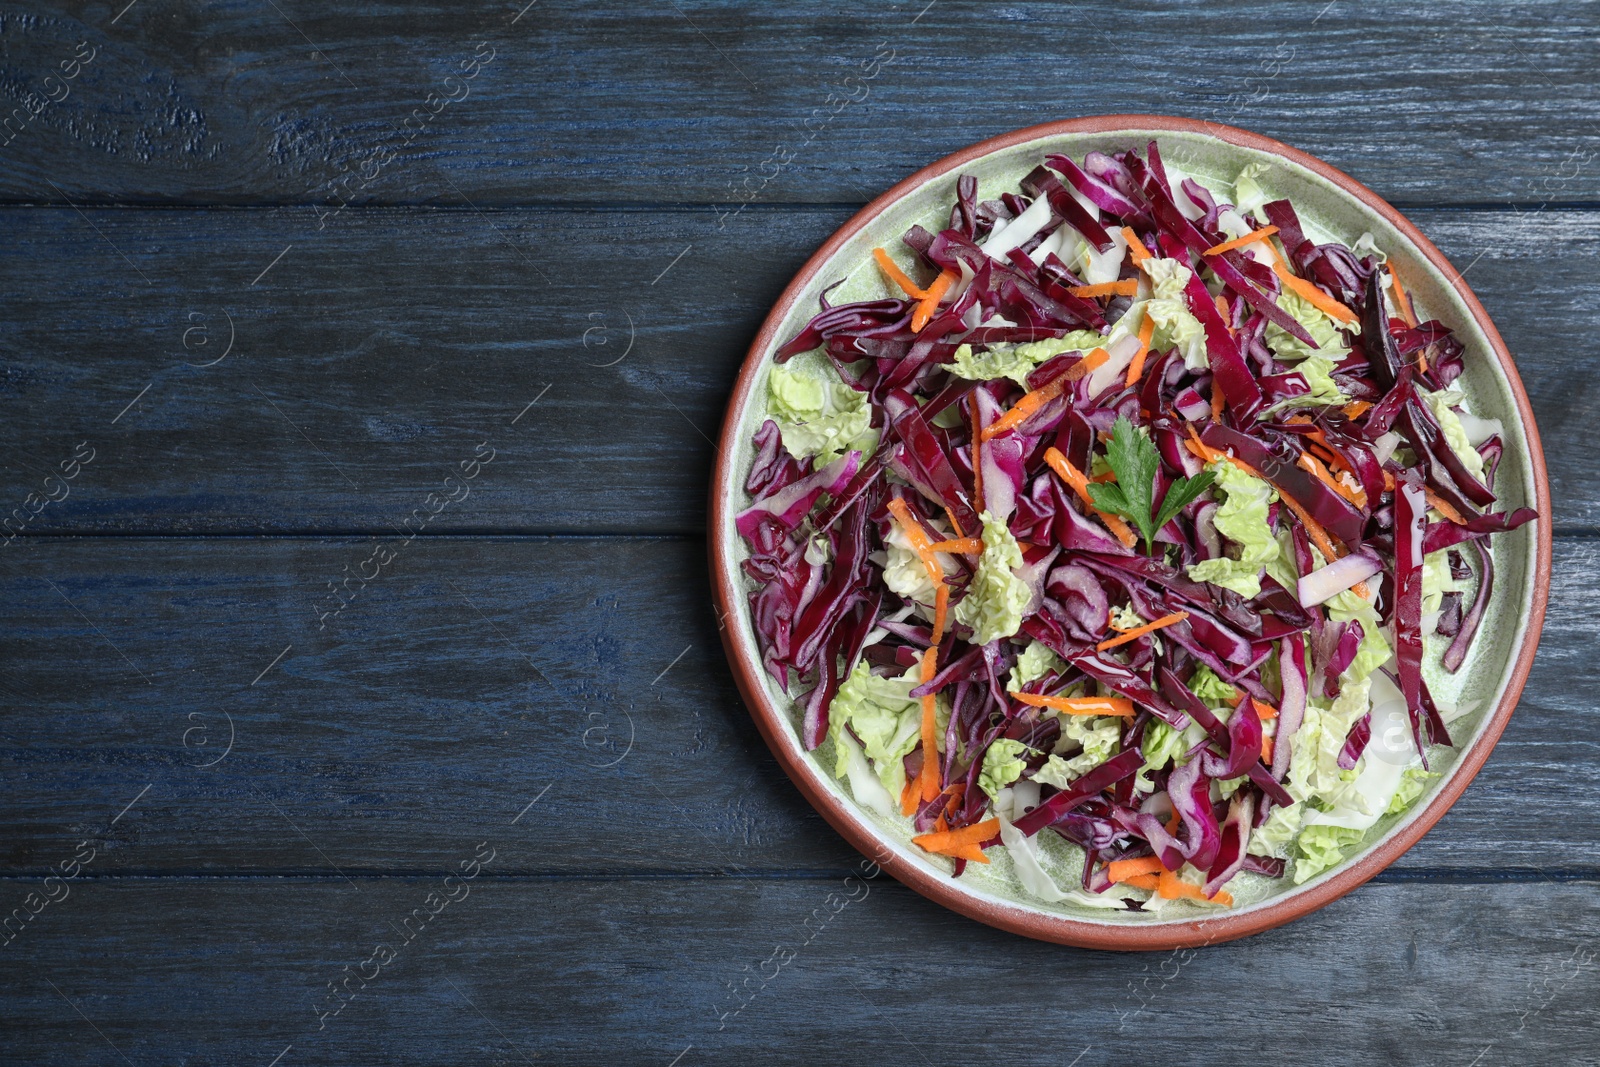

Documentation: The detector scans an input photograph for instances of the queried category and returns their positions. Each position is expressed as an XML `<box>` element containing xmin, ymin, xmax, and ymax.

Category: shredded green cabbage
<box><xmin>952</xmin><ymin>510</ymin><xmax>1029</xmax><ymax>646</ymax></box>
<box><xmin>766</xmin><ymin>362</ymin><xmax>877</xmax><ymax>464</ymax></box>
<box><xmin>828</xmin><ymin>660</ymin><xmax>924</xmax><ymax>798</ymax></box>
<box><xmin>1422</xmin><ymin>387</ymin><xmax>1488</xmax><ymax>483</ymax></box>
<box><xmin>1186</xmin><ymin>461</ymin><xmax>1279</xmax><ymax>597</ymax></box>
<box><xmin>1007</xmin><ymin>641</ymin><xmax>1065</xmax><ymax>692</ymax></box>
<box><xmin>979</xmin><ymin>737</ymin><xmax>1033</xmax><ymax>800</ymax></box>
<box><xmin>946</xmin><ymin>331</ymin><xmax>1107</xmax><ymax>387</ymax></box>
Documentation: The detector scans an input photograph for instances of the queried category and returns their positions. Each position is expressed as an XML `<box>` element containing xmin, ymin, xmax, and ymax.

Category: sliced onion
<box><xmin>1297</xmin><ymin>550</ymin><xmax>1383</xmax><ymax>608</ymax></box>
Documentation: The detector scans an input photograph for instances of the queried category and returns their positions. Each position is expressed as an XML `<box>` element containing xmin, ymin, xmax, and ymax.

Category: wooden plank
<box><xmin>0</xmin><ymin>205</ymin><xmax>1590</xmax><ymax>534</ymax></box>
<box><xmin>0</xmin><ymin>535</ymin><xmax>1588</xmax><ymax>877</ymax></box>
<box><xmin>1</xmin><ymin>876</ymin><xmax>1597</xmax><ymax>1064</ymax></box>
<box><xmin>0</xmin><ymin>2</ymin><xmax>1597</xmax><ymax>206</ymax></box>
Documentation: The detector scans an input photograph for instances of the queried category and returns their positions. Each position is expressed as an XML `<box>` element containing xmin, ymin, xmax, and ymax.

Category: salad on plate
<box><xmin>734</xmin><ymin>141</ymin><xmax>1537</xmax><ymax>911</ymax></box>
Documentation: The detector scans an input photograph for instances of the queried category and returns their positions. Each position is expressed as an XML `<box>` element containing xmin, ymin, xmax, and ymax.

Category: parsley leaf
<box><xmin>1086</xmin><ymin>415</ymin><xmax>1217</xmax><ymax>552</ymax></box>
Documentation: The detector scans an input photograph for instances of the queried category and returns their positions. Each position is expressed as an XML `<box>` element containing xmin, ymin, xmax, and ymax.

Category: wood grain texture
<box><xmin>0</xmin><ymin>2</ymin><xmax>1597</xmax><ymax>206</ymax></box>
<box><xmin>0</xmin><ymin>535</ymin><xmax>1590</xmax><ymax>876</ymax></box>
<box><xmin>1</xmin><ymin>877</ymin><xmax>1597</xmax><ymax>1066</ymax></box>
<box><xmin>0</xmin><ymin>205</ymin><xmax>1590</xmax><ymax>534</ymax></box>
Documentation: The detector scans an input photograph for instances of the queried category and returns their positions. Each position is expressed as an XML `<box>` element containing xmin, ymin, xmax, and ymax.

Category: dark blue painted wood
<box><xmin>0</xmin><ymin>1</ymin><xmax>1594</xmax><ymax>1063</ymax></box>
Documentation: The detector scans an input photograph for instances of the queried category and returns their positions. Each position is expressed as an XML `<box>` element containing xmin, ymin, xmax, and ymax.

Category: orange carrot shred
<box><xmin>1390</xmin><ymin>266</ymin><xmax>1419</xmax><ymax>327</ymax></box>
<box><xmin>1107</xmin><ymin>856</ymin><xmax>1167</xmax><ymax>883</ymax></box>
<box><xmin>913</xmin><ymin>818</ymin><xmax>999</xmax><ymax>855</ymax></box>
<box><xmin>899</xmin><ymin>774</ymin><xmax>919</xmax><ymax>817</ymax></box>
<box><xmin>1342</xmin><ymin>400</ymin><xmax>1373</xmax><ymax>420</ymax></box>
<box><xmin>927</xmin><ymin>538</ymin><xmax>984</xmax><ymax>554</ymax></box>
<box><xmin>1298</xmin><ymin>451</ymin><xmax>1368</xmax><ymax>508</ymax></box>
<box><xmin>943</xmin><ymin>505</ymin><xmax>967</xmax><ymax>540</ymax></box>
<box><xmin>872</xmin><ymin>247</ymin><xmax>923</xmax><ymax>299</ymax></box>
<box><xmin>1210</xmin><ymin>381</ymin><xmax>1225</xmax><ymax>422</ymax></box>
<box><xmin>1125</xmin><ymin>314</ymin><xmax>1157</xmax><ymax>388</ymax></box>
<box><xmin>1069</xmin><ymin>279</ymin><xmax>1140</xmax><ymax>299</ymax></box>
<box><xmin>1042</xmin><ymin>446</ymin><xmax>1138</xmax><ymax>548</ymax></box>
<box><xmin>1095</xmin><ymin>611</ymin><xmax>1188</xmax><ymax>651</ymax></box>
<box><xmin>912</xmin><ymin>269</ymin><xmax>957</xmax><ymax>332</ymax></box>
<box><xmin>981</xmin><ymin>349</ymin><xmax>1106</xmax><ymax>442</ymax></box>
<box><xmin>932</xmin><ymin>583</ymin><xmax>950</xmax><ymax>646</ymax></box>
<box><xmin>1216</xmin><ymin>293</ymin><xmax>1231</xmax><ymax>329</ymax></box>
<box><xmin>1008</xmin><ymin>692</ymin><xmax>1136</xmax><ymax>717</ymax></box>
<box><xmin>1157</xmin><ymin>869</ymin><xmax>1233</xmax><ymax>906</ymax></box>
<box><xmin>1166</xmin><ymin>809</ymin><xmax>1182</xmax><ymax>835</ymax></box>
<box><xmin>1202</xmin><ymin>225</ymin><xmax>1280</xmax><ymax>257</ymax></box>
<box><xmin>1277</xmin><ymin>491</ymin><xmax>1344</xmax><ymax>562</ymax></box>
<box><xmin>1121</xmin><ymin>226</ymin><xmax>1151</xmax><ymax>266</ymax></box>
<box><xmin>1251</xmin><ymin>698</ymin><xmax>1279</xmax><ymax>721</ymax></box>
<box><xmin>1121</xmin><ymin>873</ymin><xmax>1161</xmax><ymax>891</ymax></box>
<box><xmin>1260</xmin><ymin>736</ymin><xmax>1276</xmax><ymax>766</ymax></box>
<box><xmin>1425</xmin><ymin>487</ymin><xmax>1470</xmax><ymax>525</ymax></box>
<box><xmin>887</xmin><ymin>497</ymin><xmax>943</xmax><ymax>584</ymax></box>
<box><xmin>1271</xmin><ymin>258</ymin><xmax>1358</xmax><ymax>323</ymax></box>
<box><xmin>918</xmin><ymin>646</ymin><xmax>939</xmax><ymax>803</ymax></box>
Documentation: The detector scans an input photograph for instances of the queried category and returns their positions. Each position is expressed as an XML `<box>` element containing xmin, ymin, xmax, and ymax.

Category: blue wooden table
<box><xmin>1</xmin><ymin>2</ymin><xmax>1596</xmax><ymax>1063</ymax></box>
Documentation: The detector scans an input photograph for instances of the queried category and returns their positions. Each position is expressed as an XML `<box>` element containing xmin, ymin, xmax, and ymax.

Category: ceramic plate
<box><xmin>710</xmin><ymin>116</ymin><xmax>1550</xmax><ymax>949</ymax></box>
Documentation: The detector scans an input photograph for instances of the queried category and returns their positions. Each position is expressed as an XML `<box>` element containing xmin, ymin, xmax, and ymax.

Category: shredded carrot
<box><xmin>1202</xmin><ymin>224</ymin><xmax>1280</xmax><ymax>257</ymax></box>
<box><xmin>899</xmin><ymin>775</ymin><xmax>919</xmax><ymax>817</ymax></box>
<box><xmin>1271</xmin><ymin>258</ymin><xmax>1358</xmax><ymax>323</ymax></box>
<box><xmin>1210</xmin><ymin>380</ymin><xmax>1225</xmax><ymax>422</ymax></box>
<box><xmin>1041</xmin><ymin>446</ymin><xmax>1138</xmax><ymax>548</ymax></box>
<box><xmin>872</xmin><ymin>247</ymin><xmax>923</xmax><ymax>299</ymax></box>
<box><xmin>927</xmin><ymin>538</ymin><xmax>984</xmax><ymax>554</ymax></box>
<box><xmin>981</xmin><ymin>348</ymin><xmax>1107</xmax><ymax>443</ymax></box>
<box><xmin>918</xmin><ymin>646</ymin><xmax>940</xmax><ymax>803</ymax></box>
<box><xmin>1107</xmin><ymin>610</ymin><xmax>1141</xmax><ymax>633</ymax></box>
<box><xmin>1277</xmin><ymin>491</ymin><xmax>1344</xmax><ymax>562</ymax></box>
<box><xmin>1121</xmin><ymin>226</ymin><xmax>1151</xmax><ymax>267</ymax></box>
<box><xmin>1389</xmin><ymin>266</ymin><xmax>1419</xmax><ymax>328</ymax></box>
<box><xmin>1008</xmin><ymin>692</ymin><xmax>1136</xmax><ymax>717</ymax></box>
<box><xmin>913</xmin><ymin>818</ymin><xmax>999</xmax><ymax>854</ymax></box>
<box><xmin>1183</xmin><ymin>426</ymin><xmax>1226</xmax><ymax>466</ymax></box>
<box><xmin>1298</xmin><ymin>451</ymin><xmax>1368</xmax><ymax>508</ymax></box>
<box><xmin>944</xmin><ymin>841</ymin><xmax>993</xmax><ymax>863</ymax></box>
<box><xmin>1072</xmin><ymin>346</ymin><xmax>1111</xmax><ymax>380</ymax></box>
<box><xmin>1125</xmin><ymin>314</ymin><xmax>1157</xmax><ymax>388</ymax></box>
<box><xmin>1107</xmin><ymin>856</ymin><xmax>1167</xmax><ymax>883</ymax></box>
<box><xmin>1157</xmin><ymin>869</ymin><xmax>1233</xmax><ymax>906</ymax></box>
<box><xmin>1251</xmin><ymin>698</ymin><xmax>1279</xmax><ymax>721</ymax></box>
<box><xmin>1069</xmin><ymin>279</ymin><xmax>1140</xmax><ymax>299</ymax></box>
<box><xmin>1425</xmin><ymin>487</ymin><xmax>1470</xmax><ymax>525</ymax></box>
<box><xmin>1260</xmin><ymin>736</ymin><xmax>1276</xmax><ymax>766</ymax></box>
<box><xmin>1095</xmin><ymin>611</ymin><xmax>1189</xmax><ymax>651</ymax></box>
<box><xmin>1166</xmin><ymin>809</ymin><xmax>1182</xmax><ymax>834</ymax></box>
<box><xmin>941</xmin><ymin>782</ymin><xmax>966</xmax><ymax>814</ymax></box>
<box><xmin>886</xmin><ymin>498</ymin><xmax>942</xmax><ymax>585</ymax></box>
<box><xmin>932</xmin><ymin>582</ymin><xmax>950</xmax><ymax>646</ymax></box>
<box><xmin>1383</xmin><ymin>470</ymin><xmax>1396</xmax><ymax>493</ymax></box>
<box><xmin>1120</xmin><ymin>873</ymin><xmax>1161</xmax><ymax>891</ymax></box>
<box><xmin>1216</xmin><ymin>293</ymin><xmax>1232</xmax><ymax>327</ymax></box>
<box><xmin>942</xmin><ymin>505</ymin><xmax>967</xmax><ymax>540</ymax></box>
<box><xmin>1341</xmin><ymin>400</ymin><xmax>1373</xmax><ymax>420</ymax></box>
<box><xmin>912</xmin><ymin>269</ymin><xmax>957</xmax><ymax>333</ymax></box>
